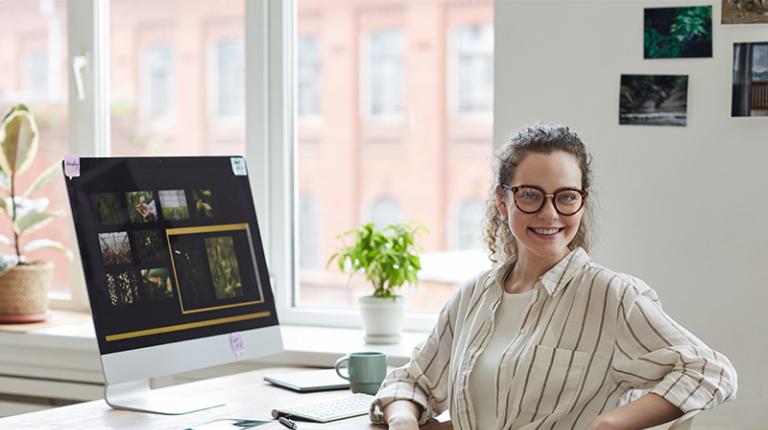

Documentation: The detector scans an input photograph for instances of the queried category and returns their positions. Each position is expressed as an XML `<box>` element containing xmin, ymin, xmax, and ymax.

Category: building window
<box><xmin>364</xmin><ymin>29</ymin><xmax>404</xmax><ymax>119</ymax></box>
<box><xmin>299</xmin><ymin>195</ymin><xmax>320</xmax><ymax>270</ymax></box>
<box><xmin>22</xmin><ymin>50</ymin><xmax>49</xmax><ymax>95</ymax></box>
<box><xmin>141</xmin><ymin>43</ymin><xmax>173</xmax><ymax>119</ymax></box>
<box><xmin>214</xmin><ymin>39</ymin><xmax>244</xmax><ymax>118</ymax></box>
<box><xmin>369</xmin><ymin>197</ymin><xmax>403</xmax><ymax>229</ymax></box>
<box><xmin>297</xmin><ymin>35</ymin><xmax>320</xmax><ymax>118</ymax></box>
<box><xmin>454</xmin><ymin>24</ymin><xmax>493</xmax><ymax>115</ymax></box>
<box><xmin>456</xmin><ymin>200</ymin><xmax>484</xmax><ymax>250</ymax></box>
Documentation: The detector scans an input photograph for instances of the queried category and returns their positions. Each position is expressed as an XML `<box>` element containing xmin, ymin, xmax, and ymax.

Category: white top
<box><xmin>370</xmin><ymin>247</ymin><xmax>737</xmax><ymax>429</ymax></box>
<box><xmin>467</xmin><ymin>288</ymin><xmax>535</xmax><ymax>429</ymax></box>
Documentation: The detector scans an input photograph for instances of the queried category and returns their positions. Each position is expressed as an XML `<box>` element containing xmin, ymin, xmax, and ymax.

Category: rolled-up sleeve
<box><xmin>609</xmin><ymin>282</ymin><xmax>737</xmax><ymax>413</ymax></box>
<box><xmin>369</xmin><ymin>288</ymin><xmax>461</xmax><ymax>425</ymax></box>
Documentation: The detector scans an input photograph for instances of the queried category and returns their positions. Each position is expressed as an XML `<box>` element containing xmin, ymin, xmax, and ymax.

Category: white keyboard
<box><xmin>271</xmin><ymin>393</ymin><xmax>374</xmax><ymax>423</ymax></box>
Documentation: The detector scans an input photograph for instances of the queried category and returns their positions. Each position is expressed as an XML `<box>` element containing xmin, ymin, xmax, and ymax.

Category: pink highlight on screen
<box><xmin>64</xmin><ymin>154</ymin><xmax>80</xmax><ymax>179</ymax></box>
<box><xmin>230</xmin><ymin>332</ymin><xmax>245</xmax><ymax>356</ymax></box>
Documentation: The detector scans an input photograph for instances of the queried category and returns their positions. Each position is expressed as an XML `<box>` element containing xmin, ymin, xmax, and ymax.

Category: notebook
<box><xmin>263</xmin><ymin>368</ymin><xmax>350</xmax><ymax>392</ymax></box>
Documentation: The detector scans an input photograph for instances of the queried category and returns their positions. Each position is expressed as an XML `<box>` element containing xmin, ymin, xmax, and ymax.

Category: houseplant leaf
<box><xmin>23</xmin><ymin>239</ymin><xmax>74</xmax><ymax>260</ymax></box>
<box><xmin>0</xmin><ymin>105</ymin><xmax>39</xmax><ymax>176</ymax></box>
<box><xmin>13</xmin><ymin>210</ymin><xmax>64</xmax><ymax>234</ymax></box>
<box><xmin>23</xmin><ymin>161</ymin><xmax>61</xmax><ymax>197</ymax></box>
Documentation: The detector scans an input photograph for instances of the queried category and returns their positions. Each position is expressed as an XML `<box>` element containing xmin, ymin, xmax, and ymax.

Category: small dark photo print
<box><xmin>126</xmin><ymin>191</ymin><xmax>158</xmax><ymax>223</ymax></box>
<box><xmin>91</xmin><ymin>192</ymin><xmax>126</xmax><ymax>225</ymax></box>
<box><xmin>158</xmin><ymin>190</ymin><xmax>190</xmax><ymax>220</ymax></box>
<box><xmin>644</xmin><ymin>6</ymin><xmax>712</xmax><ymax>58</ymax></box>
<box><xmin>105</xmin><ymin>271</ymin><xmax>141</xmax><ymax>306</ymax></box>
<box><xmin>141</xmin><ymin>267</ymin><xmax>174</xmax><ymax>301</ymax></box>
<box><xmin>620</xmin><ymin>74</ymin><xmax>689</xmax><ymax>126</ymax></box>
<box><xmin>98</xmin><ymin>231</ymin><xmax>133</xmax><ymax>264</ymax></box>
<box><xmin>131</xmin><ymin>229</ymin><xmax>168</xmax><ymax>263</ymax></box>
<box><xmin>732</xmin><ymin>42</ymin><xmax>768</xmax><ymax>117</ymax></box>
<box><xmin>191</xmin><ymin>188</ymin><xmax>215</xmax><ymax>219</ymax></box>
<box><xmin>722</xmin><ymin>0</ymin><xmax>768</xmax><ymax>24</ymax></box>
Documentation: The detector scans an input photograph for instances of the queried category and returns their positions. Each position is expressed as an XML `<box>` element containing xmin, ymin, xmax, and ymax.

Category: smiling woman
<box><xmin>372</xmin><ymin>124</ymin><xmax>737</xmax><ymax>430</ymax></box>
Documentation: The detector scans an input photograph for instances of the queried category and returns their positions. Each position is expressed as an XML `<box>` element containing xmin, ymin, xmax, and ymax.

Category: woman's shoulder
<box><xmin>579</xmin><ymin>260</ymin><xmax>660</xmax><ymax>305</ymax></box>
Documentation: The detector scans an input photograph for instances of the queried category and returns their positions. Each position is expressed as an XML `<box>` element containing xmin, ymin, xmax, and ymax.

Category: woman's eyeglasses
<box><xmin>501</xmin><ymin>184</ymin><xmax>586</xmax><ymax>216</ymax></box>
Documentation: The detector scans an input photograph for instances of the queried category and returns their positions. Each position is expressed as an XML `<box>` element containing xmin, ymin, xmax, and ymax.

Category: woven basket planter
<box><xmin>0</xmin><ymin>261</ymin><xmax>53</xmax><ymax>323</ymax></box>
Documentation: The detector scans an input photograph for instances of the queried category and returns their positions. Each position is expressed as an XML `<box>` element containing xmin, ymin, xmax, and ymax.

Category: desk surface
<box><xmin>0</xmin><ymin>367</ymin><xmax>450</xmax><ymax>430</ymax></box>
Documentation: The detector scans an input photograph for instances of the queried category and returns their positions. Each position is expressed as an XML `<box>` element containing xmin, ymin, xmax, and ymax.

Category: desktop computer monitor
<box><xmin>64</xmin><ymin>156</ymin><xmax>283</xmax><ymax>414</ymax></box>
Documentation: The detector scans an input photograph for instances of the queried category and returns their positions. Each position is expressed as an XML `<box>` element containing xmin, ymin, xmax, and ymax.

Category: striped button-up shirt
<box><xmin>370</xmin><ymin>247</ymin><xmax>737</xmax><ymax>429</ymax></box>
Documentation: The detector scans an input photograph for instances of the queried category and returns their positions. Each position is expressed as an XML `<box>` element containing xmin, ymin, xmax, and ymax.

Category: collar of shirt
<box><xmin>494</xmin><ymin>247</ymin><xmax>591</xmax><ymax>297</ymax></box>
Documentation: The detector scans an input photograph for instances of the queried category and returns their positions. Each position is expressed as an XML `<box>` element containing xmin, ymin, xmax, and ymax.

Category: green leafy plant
<box><xmin>328</xmin><ymin>222</ymin><xmax>426</xmax><ymax>299</ymax></box>
<box><xmin>0</xmin><ymin>104</ymin><xmax>72</xmax><ymax>275</ymax></box>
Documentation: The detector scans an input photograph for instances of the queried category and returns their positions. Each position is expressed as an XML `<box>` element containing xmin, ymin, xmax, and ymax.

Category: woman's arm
<box><xmin>383</xmin><ymin>399</ymin><xmax>423</xmax><ymax>430</ymax></box>
<box><xmin>586</xmin><ymin>393</ymin><xmax>683</xmax><ymax>430</ymax></box>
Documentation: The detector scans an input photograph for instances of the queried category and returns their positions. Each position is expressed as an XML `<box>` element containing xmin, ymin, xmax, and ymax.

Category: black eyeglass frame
<box><xmin>500</xmin><ymin>184</ymin><xmax>587</xmax><ymax>216</ymax></box>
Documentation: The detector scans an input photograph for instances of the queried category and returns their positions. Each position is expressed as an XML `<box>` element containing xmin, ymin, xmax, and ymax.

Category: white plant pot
<box><xmin>358</xmin><ymin>295</ymin><xmax>406</xmax><ymax>344</ymax></box>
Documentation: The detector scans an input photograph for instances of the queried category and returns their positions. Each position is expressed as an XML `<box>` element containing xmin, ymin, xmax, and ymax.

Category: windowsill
<box><xmin>0</xmin><ymin>310</ymin><xmax>421</xmax><ymax>379</ymax></box>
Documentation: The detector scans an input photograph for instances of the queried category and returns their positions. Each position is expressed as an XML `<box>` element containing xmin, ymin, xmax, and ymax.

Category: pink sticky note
<box><xmin>64</xmin><ymin>154</ymin><xmax>80</xmax><ymax>179</ymax></box>
<box><xmin>230</xmin><ymin>332</ymin><xmax>245</xmax><ymax>356</ymax></box>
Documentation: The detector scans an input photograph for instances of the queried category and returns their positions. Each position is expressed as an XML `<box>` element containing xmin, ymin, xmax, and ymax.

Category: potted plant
<box><xmin>328</xmin><ymin>222</ymin><xmax>425</xmax><ymax>344</ymax></box>
<box><xmin>0</xmin><ymin>104</ymin><xmax>71</xmax><ymax>323</ymax></box>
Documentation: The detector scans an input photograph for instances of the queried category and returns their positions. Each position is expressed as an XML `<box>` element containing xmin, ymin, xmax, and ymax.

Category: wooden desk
<box><xmin>0</xmin><ymin>367</ymin><xmax>451</xmax><ymax>429</ymax></box>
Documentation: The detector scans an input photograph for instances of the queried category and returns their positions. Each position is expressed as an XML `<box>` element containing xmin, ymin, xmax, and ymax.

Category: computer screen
<box><xmin>64</xmin><ymin>156</ymin><xmax>282</xmax><ymax>398</ymax></box>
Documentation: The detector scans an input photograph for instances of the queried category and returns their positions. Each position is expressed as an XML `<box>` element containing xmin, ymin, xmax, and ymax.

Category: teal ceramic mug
<box><xmin>334</xmin><ymin>352</ymin><xmax>387</xmax><ymax>395</ymax></box>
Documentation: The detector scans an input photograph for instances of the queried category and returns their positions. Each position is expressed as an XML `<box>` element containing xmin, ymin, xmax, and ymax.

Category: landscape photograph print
<box><xmin>722</xmin><ymin>0</ymin><xmax>768</xmax><ymax>24</ymax></box>
<box><xmin>732</xmin><ymin>42</ymin><xmax>768</xmax><ymax>117</ymax></box>
<box><xmin>620</xmin><ymin>74</ymin><xmax>689</xmax><ymax>126</ymax></box>
<box><xmin>204</xmin><ymin>236</ymin><xmax>243</xmax><ymax>300</ymax></box>
<box><xmin>126</xmin><ymin>191</ymin><xmax>158</xmax><ymax>223</ymax></box>
<box><xmin>131</xmin><ymin>229</ymin><xmax>168</xmax><ymax>263</ymax></box>
<box><xmin>105</xmin><ymin>271</ymin><xmax>140</xmax><ymax>306</ymax></box>
<box><xmin>158</xmin><ymin>189</ymin><xmax>190</xmax><ymax>220</ymax></box>
<box><xmin>91</xmin><ymin>192</ymin><xmax>126</xmax><ymax>225</ymax></box>
<box><xmin>98</xmin><ymin>231</ymin><xmax>133</xmax><ymax>264</ymax></box>
<box><xmin>141</xmin><ymin>268</ymin><xmax>174</xmax><ymax>301</ymax></box>
<box><xmin>644</xmin><ymin>6</ymin><xmax>712</xmax><ymax>59</ymax></box>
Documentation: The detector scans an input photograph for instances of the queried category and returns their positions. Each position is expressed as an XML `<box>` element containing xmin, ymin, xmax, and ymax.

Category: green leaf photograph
<box><xmin>644</xmin><ymin>6</ymin><xmax>712</xmax><ymax>59</ymax></box>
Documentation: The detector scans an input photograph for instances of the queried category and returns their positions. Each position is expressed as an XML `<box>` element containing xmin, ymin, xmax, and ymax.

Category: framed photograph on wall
<box><xmin>644</xmin><ymin>6</ymin><xmax>713</xmax><ymax>58</ymax></box>
<box><xmin>722</xmin><ymin>1</ymin><xmax>768</xmax><ymax>24</ymax></box>
<box><xmin>732</xmin><ymin>42</ymin><xmax>768</xmax><ymax>117</ymax></box>
<box><xmin>619</xmin><ymin>74</ymin><xmax>689</xmax><ymax>126</ymax></box>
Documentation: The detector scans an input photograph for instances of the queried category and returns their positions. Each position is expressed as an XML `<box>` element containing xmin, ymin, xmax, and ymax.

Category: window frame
<box><xmin>56</xmin><ymin>0</ymin><xmax>443</xmax><ymax>330</ymax></box>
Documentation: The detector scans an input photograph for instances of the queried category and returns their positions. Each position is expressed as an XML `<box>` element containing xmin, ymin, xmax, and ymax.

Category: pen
<box><xmin>278</xmin><ymin>416</ymin><xmax>298</xmax><ymax>429</ymax></box>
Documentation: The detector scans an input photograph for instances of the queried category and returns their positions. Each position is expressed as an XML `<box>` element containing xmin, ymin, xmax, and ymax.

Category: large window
<box><xmin>296</xmin><ymin>1</ymin><xmax>494</xmax><ymax>316</ymax></box>
<box><xmin>0</xmin><ymin>0</ymin><xmax>71</xmax><ymax>296</ymax></box>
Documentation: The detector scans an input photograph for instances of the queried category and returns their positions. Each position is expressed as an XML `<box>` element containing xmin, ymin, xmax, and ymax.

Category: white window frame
<box><xmin>51</xmin><ymin>0</ymin><xmax>111</xmax><ymax>310</ymax></box>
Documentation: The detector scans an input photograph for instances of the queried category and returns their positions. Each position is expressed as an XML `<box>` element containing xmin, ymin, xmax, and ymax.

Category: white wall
<box><xmin>495</xmin><ymin>1</ymin><xmax>767</xmax><ymax>428</ymax></box>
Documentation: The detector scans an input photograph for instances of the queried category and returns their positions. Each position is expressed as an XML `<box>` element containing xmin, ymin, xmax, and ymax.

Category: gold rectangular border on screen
<box><xmin>104</xmin><ymin>311</ymin><xmax>272</xmax><ymax>342</ymax></box>
<box><xmin>166</xmin><ymin>223</ymin><xmax>264</xmax><ymax>315</ymax></box>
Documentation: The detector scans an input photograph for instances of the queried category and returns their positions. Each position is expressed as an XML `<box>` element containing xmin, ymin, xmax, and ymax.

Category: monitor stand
<box><xmin>104</xmin><ymin>379</ymin><xmax>225</xmax><ymax>415</ymax></box>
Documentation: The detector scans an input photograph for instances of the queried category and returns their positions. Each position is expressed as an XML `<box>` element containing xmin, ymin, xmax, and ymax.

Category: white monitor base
<box><xmin>105</xmin><ymin>379</ymin><xmax>225</xmax><ymax>415</ymax></box>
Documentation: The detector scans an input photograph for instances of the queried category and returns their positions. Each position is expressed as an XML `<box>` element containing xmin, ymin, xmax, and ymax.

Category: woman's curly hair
<box><xmin>482</xmin><ymin>124</ymin><xmax>594</xmax><ymax>263</ymax></box>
